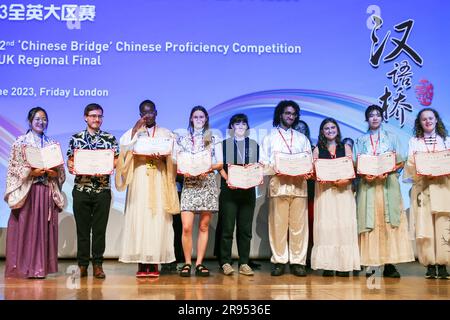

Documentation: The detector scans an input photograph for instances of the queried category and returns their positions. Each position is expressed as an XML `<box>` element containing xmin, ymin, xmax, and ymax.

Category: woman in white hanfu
<box><xmin>115</xmin><ymin>100</ymin><xmax>179</xmax><ymax>278</ymax></box>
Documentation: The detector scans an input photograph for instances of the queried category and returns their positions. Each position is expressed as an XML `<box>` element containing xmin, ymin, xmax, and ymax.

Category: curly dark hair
<box><xmin>272</xmin><ymin>100</ymin><xmax>300</xmax><ymax>128</ymax></box>
<box><xmin>317</xmin><ymin>118</ymin><xmax>343</xmax><ymax>150</ymax></box>
<box><xmin>413</xmin><ymin>108</ymin><xmax>448</xmax><ymax>139</ymax></box>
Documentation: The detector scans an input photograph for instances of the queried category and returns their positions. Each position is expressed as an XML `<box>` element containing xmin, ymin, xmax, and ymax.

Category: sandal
<box><xmin>180</xmin><ymin>264</ymin><xmax>192</xmax><ymax>277</ymax></box>
<box><xmin>195</xmin><ymin>264</ymin><xmax>210</xmax><ymax>277</ymax></box>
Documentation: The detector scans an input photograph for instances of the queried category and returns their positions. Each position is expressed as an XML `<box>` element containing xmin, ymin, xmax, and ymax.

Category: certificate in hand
<box><xmin>274</xmin><ymin>152</ymin><xmax>313</xmax><ymax>176</ymax></box>
<box><xmin>414</xmin><ymin>149</ymin><xmax>450</xmax><ymax>177</ymax></box>
<box><xmin>357</xmin><ymin>151</ymin><xmax>396</xmax><ymax>176</ymax></box>
<box><xmin>314</xmin><ymin>156</ymin><xmax>355</xmax><ymax>182</ymax></box>
<box><xmin>177</xmin><ymin>149</ymin><xmax>212</xmax><ymax>176</ymax></box>
<box><xmin>24</xmin><ymin>143</ymin><xmax>64</xmax><ymax>169</ymax></box>
<box><xmin>227</xmin><ymin>164</ymin><xmax>264</xmax><ymax>189</ymax></box>
<box><xmin>133</xmin><ymin>136</ymin><xmax>173</xmax><ymax>156</ymax></box>
<box><xmin>73</xmin><ymin>149</ymin><xmax>115</xmax><ymax>175</ymax></box>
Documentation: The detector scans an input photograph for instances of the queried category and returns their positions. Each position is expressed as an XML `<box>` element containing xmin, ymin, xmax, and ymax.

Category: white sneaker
<box><xmin>222</xmin><ymin>263</ymin><xmax>234</xmax><ymax>275</ymax></box>
<box><xmin>239</xmin><ymin>264</ymin><xmax>254</xmax><ymax>276</ymax></box>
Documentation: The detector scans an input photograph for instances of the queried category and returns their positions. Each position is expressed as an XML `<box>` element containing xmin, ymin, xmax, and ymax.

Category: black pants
<box><xmin>72</xmin><ymin>188</ymin><xmax>111</xmax><ymax>266</ymax></box>
<box><xmin>219</xmin><ymin>187</ymin><xmax>255</xmax><ymax>266</ymax></box>
<box><xmin>172</xmin><ymin>191</ymin><xmax>184</xmax><ymax>263</ymax></box>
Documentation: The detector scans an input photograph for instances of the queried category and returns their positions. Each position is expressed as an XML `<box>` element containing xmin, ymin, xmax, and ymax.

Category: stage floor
<box><xmin>0</xmin><ymin>259</ymin><xmax>448</xmax><ymax>300</ymax></box>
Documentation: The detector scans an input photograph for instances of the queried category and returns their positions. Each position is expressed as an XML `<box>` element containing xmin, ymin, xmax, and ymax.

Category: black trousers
<box><xmin>218</xmin><ymin>187</ymin><xmax>255</xmax><ymax>266</ymax></box>
<box><xmin>172</xmin><ymin>192</ymin><xmax>184</xmax><ymax>263</ymax></box>
<box><xmin>72</xmin><ymin>188</ymin><xmax>111</xmax><ymax>266</ymax></box>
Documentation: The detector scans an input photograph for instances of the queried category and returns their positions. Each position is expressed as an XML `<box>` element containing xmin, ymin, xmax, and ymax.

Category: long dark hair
<box><xmin>27</xmin><ymin>107</ymin><xmax>49</xmax><ymax>133</ymax></box>
<box><xmin>317</xmin><ymin>118</ymin><xmax>343</xmax><ymax>150</ymax></box>
<box><xmin>413</xmin><ymin>108</ymin><xmax>447</xmax><ymax>139</ymax></box>
<box><xmin>188</xmin><ymin>106</ymin><xmax>212</xmax><ymax>147</ymax></box>
<box><xmin>272</xmin><ymin>100</ymin><xmax>300</xmax><ymax>128</ymax></box>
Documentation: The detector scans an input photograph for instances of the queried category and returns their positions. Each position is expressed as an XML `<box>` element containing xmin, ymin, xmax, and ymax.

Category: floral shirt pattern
<box><xmin>67</xmin><ymin>129</ymin><xmax>119</xmax><ymax>193</ymax></box>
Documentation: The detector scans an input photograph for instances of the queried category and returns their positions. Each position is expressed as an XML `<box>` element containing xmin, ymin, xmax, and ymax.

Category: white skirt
<box><xmin>311</xmin><ymin>182</ymin><xmax>361</xmax><ymax>272</ymax></box>
<box><xmin>119</xmin><ymin>163</ymin><xmax>175</xmax><ymax>264</ymax></box>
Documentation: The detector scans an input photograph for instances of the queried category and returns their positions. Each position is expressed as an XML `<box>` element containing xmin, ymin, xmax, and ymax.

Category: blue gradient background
<box><xmin>0</xmin><ymin>0</ymin><xmax>449</xmax><ymax>227</ymax></box>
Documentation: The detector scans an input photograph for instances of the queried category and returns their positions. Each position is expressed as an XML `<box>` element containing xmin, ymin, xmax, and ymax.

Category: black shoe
<box><xmin>271</xmin><ymin>263</ymin><xmax>285</xmax><ymax>276</ymax></box>
<box><xmin>161</xmin><ymin>262</ymin><xmax>178</xmax><ymax>274</ymax></box>
<box><xmin>437</xmin><ymin>265</ymin><xmax>449</xmax><ymax>280</ymax></box>
<box><xmin>425</xmin><ymin>265</ymin><xmax>437</xmax><ymax>279</ymax></box>
<box><xmin>336</xmin><ymin>271</ymin><xmax>350</xmax><ymax>277</ymax></box>
<box><xmin>383</xmin><ymin>264</ymin><xmax>400</xmax><ymax>278</ymax></box>
<box><xmin>353</xmin><ymin>270</ymin><xmax>361</xmax><ymax>276</ymax></box>
<box><xmin>290</xmin><ymin>264</ymin><xmax>307</xmax><ymax>277</ymax></box>
<box><xmin>322</xmin><ymin>270</ymin><xmax>334</xmax><ymax>277</ymax></box>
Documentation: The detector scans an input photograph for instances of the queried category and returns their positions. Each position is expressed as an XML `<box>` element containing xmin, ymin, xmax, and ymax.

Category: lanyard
<box><xmin>146</xmin><ymin>125</ymin><xmax>156</xmax><ymax>137</ymax></box>
<box><xmin>277</xmin><ymin>128</ymin><xmax>293</xmax><ymax>154</ymax></box>
<box><xmin>328</xmin><ymin>144</ymin><xmax>336</xmax><ymax>159</ymax></box>
<box><xmin>234</xmin><ymin>138</ymin><xmax>246</xmax><ymax>164</ymax></box>
<box><xmin>370</xmin><ymin>130</ymin><xmax>380</xmax><ymax>155</ymax></box>
<box><xmin>191</xmin><ymin>130</ymin><xmax>203</xmax><ymax>151</ymax></box>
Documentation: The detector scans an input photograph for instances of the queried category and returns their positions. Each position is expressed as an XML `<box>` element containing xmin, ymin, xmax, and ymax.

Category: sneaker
<box><xmin>425</xmin><ymin>265</ymin><xmax>437</xmax><ymax>279</ymax></box>
<box><xmin>290</xmin><ymin>264</ymin><xmax>306</xmax><ymax>277</ymax></box>
<box><xmin>239</xmin><ymin>264</ymin><xmax>254</xmax><ymax>276</ymax></box>
<box><xmin>147</xmin><ymin>264</ymin><xmax>160</xmax><ymax>278</ymax></box>
<box><xmin>222</xmin><ymin>263</ymin><xmax>234</xmax><ymax>276</ymax></box>
<box><xmin>437</xmin><ymin>265</ymin><xmax>449</xmax><ymax>280</ymax></box>
<box><xmin>322</xmin><ymin>270</ymin><xmax>334</xmax><ymax>277</ymax></box>
<box><xmin>271</xmin><ymin>263</ymin><xmax>285</xmax><ymax>276</ymax></box>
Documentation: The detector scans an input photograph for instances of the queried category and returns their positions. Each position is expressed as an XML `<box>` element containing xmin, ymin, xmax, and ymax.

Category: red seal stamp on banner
<box><xmin>415</xmin><ymin>79</ymin><xmax>433</xmax><ymax>106</ymax></box>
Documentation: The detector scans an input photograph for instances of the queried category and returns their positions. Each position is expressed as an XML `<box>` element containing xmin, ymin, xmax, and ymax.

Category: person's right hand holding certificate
<box><xmin>73</xmin><ymin>149</ymin><xmax>115</xmax><ymax>175</ymax></box>
<box><xmin>274</xmin><ymin>151</ymin><xmax>313</xmax><ymax>176</ymax></box>
<box><xmin>177</xmin><ymin>149</ymin><xmax>212</xmax><ymax>176</ymax></box>
<box><xmin>357</xmin><ymin>151</ymin><xmax>396</xmax><ymax>176</ymax></box>
<box><xmin>314</xmin><ymin>156</ymin><xmax>355</xmax><ymax>182</ymax></box>
<box><xmin>227</xmin><ymin>163</ymin><xmax>264</xmax><ymax>189</ymax></box>
<box><xmin>414</xmin><ymin>149</ymin><xmax>450</xmax><ymax>177</ymax></box>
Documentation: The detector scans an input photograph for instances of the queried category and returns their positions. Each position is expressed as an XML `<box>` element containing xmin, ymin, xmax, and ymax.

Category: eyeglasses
<box><xmin>87</xmin><ymin>114</ymin><xmax>104</xmax><ymax>119</ymax></box>
<box><xmin>33</xmin><ymin>117</ymin><xmax>47</xmax><ymax>123</ymax></box>
<box><xmin>283</xmin><ymin>111</ymin><xmax>298</xmax><ymax>118</ymax></box>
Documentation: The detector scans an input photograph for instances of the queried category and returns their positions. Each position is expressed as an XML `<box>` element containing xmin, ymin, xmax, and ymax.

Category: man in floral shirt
<box><xmin>67</xmin><ymin>103</ymin><xmax>119</xmax><ymax>279</ymax></box>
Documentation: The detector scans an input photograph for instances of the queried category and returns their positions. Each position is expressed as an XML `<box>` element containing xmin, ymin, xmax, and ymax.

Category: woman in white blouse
<box><xmin>404</xmin><ymin>108</ymin><xmax>450</xmax><ymax>279</ymax></box>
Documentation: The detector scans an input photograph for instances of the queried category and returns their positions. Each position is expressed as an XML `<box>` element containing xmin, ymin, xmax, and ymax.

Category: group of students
<box><xmin>3</xmin><ymin>100</ymin><xmax>449</xmax><ymax>281</ymax></box>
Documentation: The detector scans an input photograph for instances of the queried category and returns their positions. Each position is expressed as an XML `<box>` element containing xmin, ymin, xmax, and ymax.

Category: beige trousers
<box><xmin>269</xmin><ymin>196</ymin><xmax>308</xmax><ymax>264</ymax></box>
<box><xmin>417</xmin><ymin>213</ymin><xmax>450</xmax><ymax>266</ymax></box>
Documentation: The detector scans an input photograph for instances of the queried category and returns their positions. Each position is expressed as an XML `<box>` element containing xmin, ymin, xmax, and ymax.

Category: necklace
<box><xmin>328</xmin><ymin>144</ymin><xmax>337</xmax><ymax>159</ymax></box>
